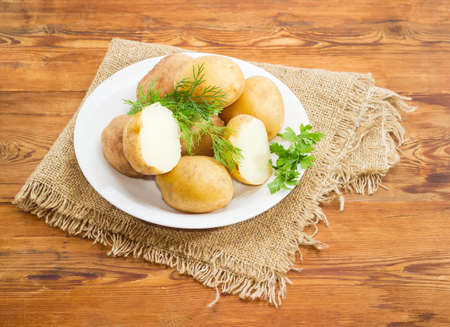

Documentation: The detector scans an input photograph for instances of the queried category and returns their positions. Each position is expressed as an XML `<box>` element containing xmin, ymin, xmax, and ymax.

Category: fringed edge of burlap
<box><xmin>279</xmin><ymin>74</ymin><xmax>416</xmax><ymax>284</ymax></box>
<box><xmin>313</xmin><ymin>76</ymin><xmax>416</xmax><ymax>207</ymax></box>
<box><xmin>13</xmin><ymin>73</ymin><xmax>415</xmax><ymax>307</ymax></box>
<box><xmin>14</xmin><ymin>181</ymin><xmax>292</xmax><ymax>306</ymax></box>
<box><xmin>338</xmin><ymin>91</ymin><xmax>416</xmax><ymax>197</ymax></box>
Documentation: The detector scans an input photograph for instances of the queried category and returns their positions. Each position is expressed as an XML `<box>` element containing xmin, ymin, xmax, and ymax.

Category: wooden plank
<box><xmin>0</xmin><ymin>47</ymin><xmax>449</xmax><ymax>92</ymax></box>
<box><xmin>0</xmin><ymin>115</ymin><xmax>71</xmax><ymax>184</ymax></box>
<box><xmin>0</xmin><ymin>91</ymin><xmax>84</xmax><ymax>116</ymax></box>
<box><xmin>2</xmin><ymin>17</ymin><xmax>449</xmax><ymax>51</ymax></box>
<box><xmin>1</xmin><ymin>0</ymin><xmax>449</xmax><ymax>23</ymax></box>
<box><xmin>0</xmin><ymin>48</ymin><xmax>104</xmax><ymax>92</ymax></box>
<box><xmin>1</xmin><ymin>0</ymin><xmax>449</xmax><ymax>51</ymax></box>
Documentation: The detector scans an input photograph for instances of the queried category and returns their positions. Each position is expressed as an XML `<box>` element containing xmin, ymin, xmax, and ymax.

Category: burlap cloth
<box><xmin>14</xmin><ymin>38</ymin><xmax>414</xmax><ymax>306</ymax></box>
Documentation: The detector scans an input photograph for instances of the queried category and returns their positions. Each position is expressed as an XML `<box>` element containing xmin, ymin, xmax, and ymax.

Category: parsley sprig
<box><xmin>123</xmin><ymin>64</ymin><xmax>242</xmax><ymax>172</ymax></box>
<box><xmin>268</xmin><ymin>124</ymin><xmax>324</xmax><ymax>194</ymax></box>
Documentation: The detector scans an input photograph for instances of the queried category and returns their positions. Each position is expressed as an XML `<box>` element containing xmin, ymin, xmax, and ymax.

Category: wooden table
<box><xmin>1</xmin><ymin>1</ymin><xmax>449</xmax><ymax>326</ymax></box>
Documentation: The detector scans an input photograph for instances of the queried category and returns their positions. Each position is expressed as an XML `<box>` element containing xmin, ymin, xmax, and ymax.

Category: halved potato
<box><xmin>137</xmin><ymin>54</ymin><xmax>193</xmax><ymax>98</ymax></box>
<box><xmin>101</xmin><ymin>115</ymin><xmax>144</xmax><ymax>178</ymax></box>
<box><xmin>226</xmin><ymin>114</ymin><xmax>272</xmax><ymax>185</ymax></box>
<box><xmin>123</xmin><ymin>103</ymin><xmax>181</xmax><ymax>175</ymax></box>
<box><xmin>220</xmin><ymin>76</ymin><xmax>284</xmax><ymax>140</ymax></box>
<box><xmin>174</xmin><ymin>55</ymin><xmax>245</xmax><ymax>107</ymax></box>
<box><xmin>156</xmin><ymin>156</ymin><xmax>233</xmax><ymax>213</ymax></box>
<box><xmin>180</xmin><ymin>115</ymin><xmax>224</xmax><ymax>156</ymax></box>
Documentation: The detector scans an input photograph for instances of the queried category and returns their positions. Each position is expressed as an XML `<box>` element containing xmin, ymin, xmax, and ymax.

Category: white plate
<box><xmin>74</xmin><ymin>52</ymin><xmax>309</xmax><ymax>229</ymax></box>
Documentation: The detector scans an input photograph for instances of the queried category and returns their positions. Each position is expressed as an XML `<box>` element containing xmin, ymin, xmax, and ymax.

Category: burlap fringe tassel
<box><xmin>13</xmin><ymin>75</ymin><xmax>415</xmax><ymax>306</ymax></box>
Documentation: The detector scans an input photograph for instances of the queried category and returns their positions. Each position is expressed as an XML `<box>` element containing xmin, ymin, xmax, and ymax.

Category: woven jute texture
<box><xmin>14</xmin><ymin>38</ymin><xmax>415</xmax><ymax>306</ymax></box>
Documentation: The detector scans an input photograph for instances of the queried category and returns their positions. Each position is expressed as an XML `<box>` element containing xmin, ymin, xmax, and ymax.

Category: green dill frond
<box><xmin>125</xmin><ymin>83</ymin><xmax>162</xmax><ymax>115</ymax></box>
<box><xmin>211</xmin><ymin>133</ymin><xmax>242</xmax><ymax>172</ymax></box>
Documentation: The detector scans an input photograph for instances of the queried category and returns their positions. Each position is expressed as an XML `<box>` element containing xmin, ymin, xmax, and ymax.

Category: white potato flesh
<box><xmin>140</xmin><ymin>103</ymin><xmax>181</xmax><ymax>173</ymax></box>
<box><xmin>230</xmin><ymin>116</ymin><xmax>272</xmax><ymax>185</ymax></box>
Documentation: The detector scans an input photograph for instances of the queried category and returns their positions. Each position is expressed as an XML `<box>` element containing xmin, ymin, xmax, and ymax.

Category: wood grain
<box><xmin>0</xmin><ymin>0</ymin><xmax>449</xmax><ymax>326</ymax></box>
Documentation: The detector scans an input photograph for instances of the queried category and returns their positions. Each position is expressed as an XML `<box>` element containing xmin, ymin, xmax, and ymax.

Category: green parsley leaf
<box><xmin>268</xmin><ymin>124</ymin><xmax>324</xmax><ymax>194</ymax></box>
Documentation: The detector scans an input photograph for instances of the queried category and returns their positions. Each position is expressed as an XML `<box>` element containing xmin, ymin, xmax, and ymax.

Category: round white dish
<box><xmin>74</xmin><ymin>52</ymin><xmax>310</xmax><ymax>229</ymax></box>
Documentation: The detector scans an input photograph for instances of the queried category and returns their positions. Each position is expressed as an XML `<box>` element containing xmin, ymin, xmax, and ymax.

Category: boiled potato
<box><xmin>180</xmin><ymin>115</ymin><xmax>224</xmax><ymax>156</ymax></box>
<box><xmin>156</xmin><ymin>156</ymin><xmax>233</xmax><ymax>213</ymax></box>
<box><xmin>123</xmin><ymin>103</ymin><xmax>181</xmax><ymax>175</ymax></box>
<box><xmin>226</xmin><ymin>114</ymin><xmax>272</xmax><ymax>185</ymax></box>
<box><xmin>101</xmin><ymin>115</ymin><xmax>144</xmax><ymax>178</ymax></box>
<box><xmin>220</xmin><ymin>76</ymin><xmax>284</xmax><ymax>140</ymax></box>
<box><xmin>174</xmin><ymin>55</ymin><xmax>245</xmax><ymax>107</ymax></box>
<box><xmin>137</xmin><ymin>54</ymin><xmax>193</xmax><ymax>98</ymax></box>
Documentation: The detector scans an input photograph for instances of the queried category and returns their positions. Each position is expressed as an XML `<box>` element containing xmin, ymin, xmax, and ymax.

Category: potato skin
<box><xmin>174</xmin><ymin>55</ymin><xmax>245</xmax><ymax>107</ymax></box>
<box><xmin>220</xmin><ymin>76</ymin><xmax>284</xmax><ymax>140</ymax></box>
<box><xmin>180</xmin><ymin>115</ymin><xmax>224</xmax><ymax>156</ymax></box>
<box><xmin>137</xmin><ymin>54</ymin><xmax>193</xmax><ymax>98</ymax></box>
<box><xmin>156</xmin><ymin>156</ymin><xmax>233</xmax><ymax>213</ymax></box>
<box><xmin>122</xmin><ymin>111</ymin><xmax>165</xmax><ymax>175</ymax></box>
<box><xmin>101</xmin><ymin>115</ymin><xmax>143</xmax><ymax>178</ymax></box>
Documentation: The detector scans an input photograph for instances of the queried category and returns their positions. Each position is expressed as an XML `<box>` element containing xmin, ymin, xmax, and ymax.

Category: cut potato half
<box><xmin>123</xmin><ymin>103</ymin><xmax>181</xmax><ymax>175</ymax></box>
<box><xmin>226</xmin><ymin>114</ymin><xmax>272</xmax><ymax>185</ymax></box>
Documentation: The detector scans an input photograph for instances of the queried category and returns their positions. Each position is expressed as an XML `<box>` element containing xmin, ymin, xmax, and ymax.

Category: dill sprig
<box><xmin>124</xmin><ymin>64</ymin><xmax>242</xmax><ymax>172</ymax></box>
<box><xmin>124</xmin><ymin>81</ymin><xmax>162</xmax><ymax>115</ymax></box>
